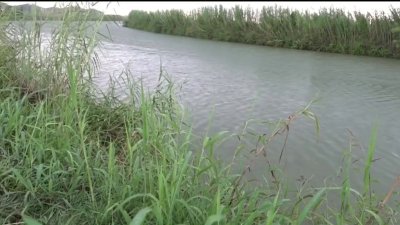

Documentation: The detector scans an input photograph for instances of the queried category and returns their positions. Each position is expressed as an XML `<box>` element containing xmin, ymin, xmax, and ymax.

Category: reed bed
<box><xmin>124</xmin><ymin>5</ymin><xmax>400</xmax><ymax>58</ymax></box>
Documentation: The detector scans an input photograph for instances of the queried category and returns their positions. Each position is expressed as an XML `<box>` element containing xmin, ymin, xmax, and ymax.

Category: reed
<box><xmin>125</xmin><ymin>5</ymin><xmax>400</xmax><ymax>58</ymax></box>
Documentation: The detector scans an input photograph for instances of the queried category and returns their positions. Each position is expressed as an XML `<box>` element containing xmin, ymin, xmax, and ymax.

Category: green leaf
<box><xmin>205</xmin><ymin>214</ymin><xmax>225</xmax><ymax>225</ymax></box>
<box><xmin>23</xmin><ymin>216</ymin><xmax>43</xmax><ymax>225</ymax></box>
<box><xmin>130</xmin><ymin>207</ymin><xmax>152</xmax><ymax>225</ymax></box>
<box><xmin>365</xmin><ymin>209</ymin><xmax>383</xmax><ymax>225</ymax></box>
<box><xmin>297</xmin><ymin>188</ymin><xmax>325</xmax><ymax>225</ymax></box>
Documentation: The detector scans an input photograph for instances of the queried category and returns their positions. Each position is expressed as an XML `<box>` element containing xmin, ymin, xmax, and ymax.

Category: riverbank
<box><xmin>124</xmin><ymin>5</ymin><xmax>400</xmax><ymax>58</ymax></box>
<box><xmin>1</xmin><ymin>3</ymin><xmax>399</xmax><ymax>225</ymax></box>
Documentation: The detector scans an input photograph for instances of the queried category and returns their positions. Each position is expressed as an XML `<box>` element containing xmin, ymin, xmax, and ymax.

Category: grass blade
<box><xmin>297</xmin><ymin>188</ymin><xmax>326</xmax><ymax>225</ymax></box>
<box><xmin>130</xmin><ymin>207</ymin><xmax>152</xmax><ymax>225</ymax></box>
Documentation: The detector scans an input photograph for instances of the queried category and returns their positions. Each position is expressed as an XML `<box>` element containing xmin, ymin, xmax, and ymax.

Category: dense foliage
<box><xmin>125</xmin><ymin>5</ymin><xmax>400</xmax><ymax>58</ymax></box>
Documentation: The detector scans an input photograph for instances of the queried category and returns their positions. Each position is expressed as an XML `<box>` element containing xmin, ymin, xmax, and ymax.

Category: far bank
<box><xmin>124</xmin><ymin>5</ymin><xmax>400</xmax><ymax>58</ymax></box>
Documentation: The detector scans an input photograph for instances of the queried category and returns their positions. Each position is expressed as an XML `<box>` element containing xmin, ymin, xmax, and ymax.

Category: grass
<box><xmin>124</xmin><ymin>5</ymin><xmax>400</xmax><ymax>58</ymax></box>
<box><xmin>1</xmin><ymin>2</ymin><xmax>400</xmax><ymax>225</ymax></box>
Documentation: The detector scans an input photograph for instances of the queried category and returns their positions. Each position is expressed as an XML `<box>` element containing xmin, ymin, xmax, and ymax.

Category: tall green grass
<box><xmin>1</xmin><ymin>2</ymin><xmax>399</xmax><ymax>225</ymax></box>
<box><xmin>124</xmin><ymin>5</ymin><xmax>400</xmax><ymax>58</ymax></box>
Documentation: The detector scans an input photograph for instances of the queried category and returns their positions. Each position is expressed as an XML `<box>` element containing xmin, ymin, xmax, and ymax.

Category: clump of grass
<box><xmin>1</xmin><ymin>2</ymin><xmax>400</xmax><ymax>225</ymax></box>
